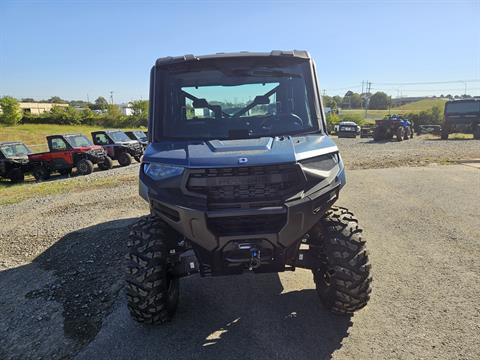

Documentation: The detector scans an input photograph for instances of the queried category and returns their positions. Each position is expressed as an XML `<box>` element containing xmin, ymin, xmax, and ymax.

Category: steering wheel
<box><xmin>285</xmin><ymin>113</ymin><xmax>304</xmax><ymax>127</ymax></box>
<box><xmin>253</xmin><ymin>113</ymin><xmax>304</xmax><ymax>134</ymax></box>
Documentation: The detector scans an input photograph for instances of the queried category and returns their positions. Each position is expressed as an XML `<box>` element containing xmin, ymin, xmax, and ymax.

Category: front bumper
<box><xmin>87</xmin><ymin>150</ymin><xmax>109</xmax><ymax>164</ymax></box>
<box><xmin>126</xmin><ymin>145</ymin><xmax>144</xmax><ymax>158</ymax></box>
<box><xmin>337</xmin><ymin>130</ymin><xmax>357</xmax><ymax>137</ymax></box>
<box><xmin>139</xmin><ymin>162</ymin><xmax>345</xmax><ymax>275</ymax></box>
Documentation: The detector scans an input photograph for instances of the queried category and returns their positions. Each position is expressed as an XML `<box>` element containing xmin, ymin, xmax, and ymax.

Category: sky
<box><xmin>0</xmin><ymin>0</ymin><xmax>479</xmax><ymax>103</ymax></box>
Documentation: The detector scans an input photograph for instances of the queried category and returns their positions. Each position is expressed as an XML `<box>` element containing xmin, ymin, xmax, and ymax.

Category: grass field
<box><xmin>340</xmin><ymin>98</ymin><xmax>447</xmax><ymax>123</ymax></box>
<box><xmin>0</xmin><ymin>124</ymin><xmax>146</xmax><ymax>152</ymax></box>
<box><xmin>0</xmin><ymin>172</ymin><xmax>137</xmax><ymax>205</ymax></box>
<box><xmin>396</xmin><ymin>98</ymin><xmax>447</xmax><ymax>111</ymax></box>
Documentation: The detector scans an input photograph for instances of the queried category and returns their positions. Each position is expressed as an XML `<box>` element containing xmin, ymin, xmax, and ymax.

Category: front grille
<box><xmin>207</xmin><ymin>213</ymin><xmax>286</xmax><ymax>236</ymax></box>
<box><xmin>87</xmin><ymin>149</ymin><xmax>106</xmax><ymax>159</ymax></box>
<box><xmin>186</xmin><ymin>164</ymin><xmax>302</xmax><ymax>207</ymax></box>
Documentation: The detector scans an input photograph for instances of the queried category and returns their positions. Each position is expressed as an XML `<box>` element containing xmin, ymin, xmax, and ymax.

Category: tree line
<box><xmin>322</xmin><ymin>91</ymin><xmax>392</xmax><ymax>110</ymax></box>
<box><xmin>0</xmin><ymin>96</ymin><xmax>148</xmax><ymax>128</ymax></box>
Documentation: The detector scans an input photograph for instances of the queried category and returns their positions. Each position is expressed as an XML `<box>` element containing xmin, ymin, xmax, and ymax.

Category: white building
<box><xmin>119</xmin><ymin>103</ymin><xmax>134</xmax><ymax>116</ymax></box>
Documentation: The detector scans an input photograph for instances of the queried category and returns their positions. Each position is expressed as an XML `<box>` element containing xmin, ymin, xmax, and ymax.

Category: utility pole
<box><xmin>364</xmin><ymin>81</ymin><xmax>372</xmax><ymax>119</ymax></box>
<box><xmin>87</xmin><ymin>94</ymin><xmax>90</xmax><ymax>103</ymax></box>
<box><xmin>464</xmin><ymin>81</ymin><xmax>467</xmax><ymax>97</ymax></box>
<box><xmin>110</xmin><ymin>91</ymin><xmax>114</xmax><ymax>105</ymax></box>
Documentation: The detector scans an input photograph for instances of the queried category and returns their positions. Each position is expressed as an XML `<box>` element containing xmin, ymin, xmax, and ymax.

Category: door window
<box><xmin>50</xmin><ymin>138</ymin><xmax>68</xmax><ymax>151</ymax></box>
<box><xmin>94</xmin><ymin>133</ymin><xmax>110</xmax><ymax>145</ymax></box>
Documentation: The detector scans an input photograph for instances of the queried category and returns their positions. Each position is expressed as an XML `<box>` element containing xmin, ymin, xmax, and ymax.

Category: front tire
<box><xmin>441</xmin><ymin>127</ymin><xmax>449</xmax><ymax>140</ymax></box>
<box><xmin>473</xmin><ymin>124</ymin><xmax>480</xmax><ymax>140</ymax></box>
<box><xmin>76</xmin><ymin>159</ymin><xmax>94</xmax><ymax>175</ymax></box>
<box><xmin>396</xmin><ymin>127</ymin><xmax>405</xmax><ymax>141</ymax></box>
<box><xmin>118</xmin><ymin>152</ymin><xmax>132</xmax><ymax>166</ymax></box>
<box><xmin>310</xmin><ymin>207</ymin><xmax>372</xmax><ymax>315</ymax></box>
<box><xmin>98</xmin><ymin>156</ymin><xmax>113</xmax><ymax>170</ymax></box>
<box><xmin>32</xmin><ymin>166</ymin><xmax>51</xmax><ymax>182</ymax></box>
<box><xmin>126</xmin><ymin>215</ymin><xmax>180</xmax><ymax>324</ymax></box>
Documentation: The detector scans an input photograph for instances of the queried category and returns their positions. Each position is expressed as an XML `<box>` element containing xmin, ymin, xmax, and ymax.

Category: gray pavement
<box><xmin>76</xmin><ymin>165</ymin><xmax>480</xmax><ymax>360</ymax></box>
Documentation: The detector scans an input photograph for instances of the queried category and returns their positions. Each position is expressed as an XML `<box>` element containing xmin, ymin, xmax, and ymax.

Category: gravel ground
<box><xmin>335</xmin><ymin>135</ymin><xmax>480</xmax><ymax>169</ymax></box>
<box><xmin>0</xmin><ymin>138</ymin><xmax>479</xmax><ymax>359</ymax></box>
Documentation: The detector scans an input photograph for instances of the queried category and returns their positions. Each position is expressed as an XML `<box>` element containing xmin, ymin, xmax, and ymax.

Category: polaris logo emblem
<box><xmin>238</xmin><ymin>157</ymin><xmax>248</xmax><ymax>164</ymax></box>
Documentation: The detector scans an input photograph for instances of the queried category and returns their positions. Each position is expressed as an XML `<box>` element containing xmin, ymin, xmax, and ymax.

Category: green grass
<box><xmin>395</xmin><ymin>98</ymin><xmax>447</xmax><ymax>111</ymax></box>
<box><xmin>340</xmin><ymin>109</ymin><xmax>388</xmax><ymax>124</ymax></box>
<box><xmin>0</xmin><ymin>172</ymin><xmax>137</xmax><ymax>205</ymax></box>
<box><xmin>0</xmin><ymin>124</ymin><xmax>146</xmax><ymax>152</ymax></box>
<box><xmin>339</xmin><ymin>98</ymin><xmax>448</xmax><ymax>124</ymax></box>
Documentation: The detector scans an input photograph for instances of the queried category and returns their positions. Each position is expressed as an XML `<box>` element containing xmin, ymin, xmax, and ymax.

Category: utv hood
<box><xmin>6</xmin><ymin>156</ymin><xmax>29</xmax><ymax>164</ymax></box>
<box><xmin>143</xmin><ymin>135</ymin><xmax>338</xmax><ymax>167</ymax></box>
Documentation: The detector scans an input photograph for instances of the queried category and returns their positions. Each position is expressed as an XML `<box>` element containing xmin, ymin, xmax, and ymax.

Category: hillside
<box><xmin>339</xmin><ymin>98</ymin><xmax>448</xmax><ymax>124</ymax></box>
<box><xmin>394</xmin><ymin>98</ymin><xmax>447</xmax><ymax>111</ymax></box>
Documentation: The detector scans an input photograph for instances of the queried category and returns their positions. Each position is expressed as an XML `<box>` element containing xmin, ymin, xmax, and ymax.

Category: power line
<box><xmin>374</xmin><ymin>79</ymin><xmax>480</xmax><ymax>86</ymax></box>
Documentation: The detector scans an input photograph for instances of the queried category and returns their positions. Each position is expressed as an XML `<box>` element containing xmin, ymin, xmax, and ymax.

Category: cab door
<box><xmin>92</xmin><ymin>133</ymin><xmax>115</xmax><ymax>158</ymax></box>
<box><xmin>47</xmin><ymin>137</ymin><xmax>73</xmax><ymax>169</ymax></box>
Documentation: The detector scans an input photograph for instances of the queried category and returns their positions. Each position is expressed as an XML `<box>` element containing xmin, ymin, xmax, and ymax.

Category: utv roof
<box><xmin>0</xmin><ymin>141</ymin><xmax>25</xmax><ymax>146</ymax></box>
<box><xmin>92</xmin><ymin>129</ymin><xmax>123</xmax><ymax>133</ymax></box>
<box><xmin>446</xmin><ymin>98</ymin><xmax>480</xmax><ymax>103</ymax></box>
<box><xmin>155</xmin><ymin>50</ymin><xmax>310</xmax><ymax>67</ymax></box>
<box><xmin>47</xmin><ymin>134</ymin><xmax>83</xmax><ymax>138</ymax></box>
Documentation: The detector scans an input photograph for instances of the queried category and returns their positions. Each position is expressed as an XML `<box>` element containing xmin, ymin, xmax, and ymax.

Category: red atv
<box><xmin>28</xmin><ymin>134</ymin><xmax>113</xmax><ymax>181</ymax></box>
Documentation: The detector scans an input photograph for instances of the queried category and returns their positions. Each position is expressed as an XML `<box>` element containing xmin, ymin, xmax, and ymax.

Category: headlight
<box><xmin>144</xmin><ymin>163</ymin><xmax>184</xmax><ymax>180</ymax></box>
<box><xmin>300</xmin><ymin>153</ymin><xmax>338</xmax><ymax>172</ymax></box>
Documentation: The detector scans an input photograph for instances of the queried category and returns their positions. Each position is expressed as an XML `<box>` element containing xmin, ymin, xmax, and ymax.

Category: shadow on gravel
<box><xmin>158</xmin><ymin>274</ymin><xmax>354</xmax><ymax>360</ymax></box>
<box><xmin>0</xmin><ymin>218</ymin><xmax>137</xmax><ymax>359</ymax></box>
<box><xmin>26</xmin><ymin>218</ymin><xmax>136</xmax><ymax>345</ymax></box>
<box><xmin>1</xmin><ymin>218</ymin><xmax>352</xmax><ymax>360</ymax></box>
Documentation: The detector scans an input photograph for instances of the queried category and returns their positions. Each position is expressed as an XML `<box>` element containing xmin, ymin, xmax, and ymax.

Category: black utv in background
<box><xmin>125</xmin><ymin>130</ymin><xmax>148</xmax><ymax>148</ymax></box>
<box><xmin>442</xmin><ymin>99</ymin><xmax>480</xmax><ymax>139</ymax></box>
<box><xmin>0</xmin><ymin>141</ymin><xmax>32</xmax><ymax>183</ymax></box>
<box><xmin>91</xmin><ymin>130</ymin><xmax>144</xmax><ymax>166</ymax></box>
<box><xmin>126</xmin><ymin>51</ymin><xmax>372</xmax><ymax>325</ymax></box>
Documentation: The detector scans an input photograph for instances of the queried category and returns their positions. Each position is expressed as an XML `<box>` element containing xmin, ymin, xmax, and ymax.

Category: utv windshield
<box><xmin>0</xmin><ymin>143</ymin><xmax>31</xmax><ymax>158</ymax></box>
<box><xmin>445</xmin><ymin>101</ymin><xmax>480</xmax><ymax>114</ymax></box>
<box><xmin>159</xmin><ymin>59</ymin><xmax>319</xmax><ymax>140</ymax></box>
<box><xmin>133</xmin><ymin>131</ymin><xmax>147</xmax><ymax>141</ymax></box>
<box><xmin>110</xmin><ymin>131</ymin><xmax>132</xmax><ymax>143</ymax></box>
<box><xmin>65</xmin><ymin>135</ymin><xmax>93</xmax><ymax>148</ymax></box>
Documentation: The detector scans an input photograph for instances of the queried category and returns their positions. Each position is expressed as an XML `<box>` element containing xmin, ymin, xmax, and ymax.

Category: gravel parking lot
<box><xmin>0</xmin><ymin>137</ymin><xmax>479</xmax><ymax>359</ymax></box>
<box><xmin>335</xmin><ymin>135</ymin><xmax>480</xmax><ymax>169</ymax></box>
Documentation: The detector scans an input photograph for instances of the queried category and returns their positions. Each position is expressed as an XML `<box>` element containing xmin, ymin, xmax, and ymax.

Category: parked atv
<box><xmin>91</xmin><ymin>130</ymin><xmax>144</xmax><ymax>166</ymax></box>
<box><xmin>28</xmin><ymin>134</ymin><xmax>112</xmax><ymax>181</ymax></box>
<box><xmin>442</xmin><ymin>99</ymin><xmax>480</xmax><ymax>140</ymax></box>
<box><xmin>126</xmin><ymin>50</ymin><xmax>372</xmax><ymax>325</ymax></box>
<box><xmin>373</xmin><ymin>114</ymin><xmax>413</xmax><ymax>142</ymax></box>
<box><xmin>125</xmin><ymin>130</ymin><xmax>148</xmax><ymax>148</ymax></box>
<box><xmin>0</xmin><ymin>141</ymin><xmax>32</xmax><ymax>183</ymax></box>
